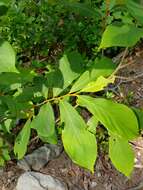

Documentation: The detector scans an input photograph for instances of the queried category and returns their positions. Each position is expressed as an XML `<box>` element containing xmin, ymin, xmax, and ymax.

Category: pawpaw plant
<box><xmin>0</xmin><ymin>0</ymin><xmax>143</xmax><ymax>177</ymax></box>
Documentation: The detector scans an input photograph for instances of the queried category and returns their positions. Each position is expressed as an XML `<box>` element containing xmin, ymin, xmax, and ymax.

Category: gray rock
<box><xmin>18</xmin><ymin>144</ymin><xmax>62</xmax><ymax>171</ymax></box>
<box><xmin>16</xmin><ymin>171</ymin><xmax>67</xmax><ymax>190</ymax></box>
<box><xmin>45</xmin><ymin>144</ymin><xmax>62</xmax><ymax>159</ymax></box>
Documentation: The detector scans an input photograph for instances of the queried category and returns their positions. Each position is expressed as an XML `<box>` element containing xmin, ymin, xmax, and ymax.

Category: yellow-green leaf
<box><xmin>109</xmin><ymin>136</ymin><xmax>134</xmax><ymax>177</ymax></box>
<box><xmin>87</xmin><ymin>116</ymin><xmax>98</xmax><ymax>134</ymax></box>
<box><xmin>80</xmin><ymin>76</ymin><xmax>115</xmax><ymax>92</ymax></box>
<box><xmin>70</xmin><ymin>57</ymin><xmax>115</xmax><ymax>93</ymax></box>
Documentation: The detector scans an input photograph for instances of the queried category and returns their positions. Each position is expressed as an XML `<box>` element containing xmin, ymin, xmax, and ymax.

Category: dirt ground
<box><xmin>1</xmin><ymin>47</ymin><xmax>143</xmax><ymax>190</ymax></box>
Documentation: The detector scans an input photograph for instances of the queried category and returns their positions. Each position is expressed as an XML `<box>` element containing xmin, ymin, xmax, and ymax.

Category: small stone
<box><xmin>90</xmin><ymin>181</ymin><xmax>97</xmax><ymax>188</ymax></box>
<box><xmin>18</xmin><ymin>144</ymin><xmax>62</xmax><ymax>171</ymax></box>
<box><xmin>16</xmin><ymin>171</ymin><xmax>67</xmax><ymax>190</ymax></box>
<box><xmin>97</xmin><ymin>172</ymin><xmax>101</xmax><ymax>177</ymax></box>
<box><xmin>7</xmin><ymin>171</ymin><xmax>13</xmax><ymax>178</ymax></box>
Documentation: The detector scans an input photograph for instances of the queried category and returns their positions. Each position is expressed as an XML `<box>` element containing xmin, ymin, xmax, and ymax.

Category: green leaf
<box><xmin>77</xmin><ymin>96</ymin><xmax>139</xmax><ymax>140</ymax></box>
<box><xmin>70</xmin><ymin>57</ymin><xmax>115</xmax><ymax>93</ymax></box>
<box><xmin>0</xmin><ymin>41</ymin><xmax>18</xmax><ymax>73</ymax></box>
<box><xmin>0</xmin><ymin>98</ymin><xmax>7</xmax><ymax>120</ymax></box>
<box><xmin>14</xmin><ymin>119</ymin><xmax>31</xmax><ymax>159</ymax></box>
<box><xmin>53</xmin><ymin>52</ymin><xmax>83</xmax><ymax>96</ymax></box>
<box><xmin>99</xmin><ymin>24</ymin><xmax>143</xmax><ymax>49</ymax></box>
<box><xmin>126</xmin><ymin>0</ymin><xmax>143</xmax><ymax>25</ymax></box>
<box><xmin>59</xmin><ymin>100</ymin><xmax>97</xmax><ymax>172</ymax></box>
<box><xmin>45</xmin><ymin>69</ymin><xmax>64</xmax><ymax>89</ymax></box>
<box><xmin>31</xmin><ymin>103</ymin><xmax>57</xmax><ymax>144</ymax></box>
<box><xmin>0</xmin><ymin>2</ymin><xmax>8</xmax><ymax>16</ymax></box>
<box><xmin>2</xmin><ymin>148</ymin><xmax>10</xmax><ymax>161</ymax></box>
<box><xmin>65</xmin><ymin>2</ymin><xmax>101</xmax><ymax>18</ymax></box>
<box><xmin>4</xmin><ymin>119</ymin><xmax>12</xmax><ymax>133</ymax></box>
<box><xmin>0</xmin><ymin>139</ymin><xmax>10</xmax><ymax>164</ymax></box>
<box><xmin>2</xmin><ymin>96</ymin><xmax>31</xmax><ymax>118</ymax></box>
<box><xmin>109</xmin><ymin>136</ymin><xmax>134</xmax><ymax>176</ymax></box>
<box><xmin>0</xmin><ymin>72</ymin><xmax>34</xmax><ymax>86</ymax></box>
<box><xmin>87</xmin><ymin>116</ymin><xmax>98</xmax><ymax>134</ymax></box>
<box><xmin>80</xmin><ymin>76</ymin><xmax>115</xmax><ymax>92</ymax></box>
<box><xmin>132</xmin><ymin>107</ymin><xmax>143</xmax><ymax>130</ymax></box>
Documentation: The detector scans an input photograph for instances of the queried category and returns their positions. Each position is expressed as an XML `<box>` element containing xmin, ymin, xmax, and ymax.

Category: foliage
<box><xmin>0</xmin><ymin>0</ymin><xmax>143</xmax><ymax>177</ymax></box>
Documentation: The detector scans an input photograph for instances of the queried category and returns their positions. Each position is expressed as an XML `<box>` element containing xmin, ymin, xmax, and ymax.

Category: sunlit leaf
<box><xmin>70</xmin><ymin>57</ymin><xmax>115</xmax><ymax>93</ymax></box>
<box><xmin>59</xmin><ymin>100</ymin><xmax>97</xmax><ymax>172</ymax></box>
<box><xmin>0</xmin><ymin>41</ymin><xmax>18</xmax><ymax>73</ymax></box>
<box><xmin>78</xmin><ymin>95</ymin><xmax>139</xmax><ymax>140</ymax></box>
<box><xmin>100</xmin><ymin>24</ymin><xmax>143</xmax><ymax>49</ymax></box>
<box><xmin>80</xmin><ymin>76</ymin><xmax>115</xmax><ymax>92</ymax></box>
<box><xmin>14</xmin><ymin>119</ymin><xmax>31</xmax><ymax>159</ymax></box>
<box><xmin>87</xmin><ymin>116</ymin><xmax>98</xmax><ymax>134</ymax></box>
<box><xmin>31</xmin><ymin>102</ymin><xmax>57</xmax><ymax>144</ymax></box>
<box><xmin>53</xmin><ymin>52</ymin><xmax>83</xmax><ymax>96</ymax></box>
<box><xmin>4</xmin><ymin>119</ymin><xmax>12</xmax><ymax>133</ymax></box>
<box><xmin>109</xmin><ymin>136</ymin><xmax>134</xmax><ymax>176</ymax></box>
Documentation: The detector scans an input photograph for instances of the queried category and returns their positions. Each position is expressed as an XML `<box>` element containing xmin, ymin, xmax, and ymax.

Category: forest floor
<box><xmin>1</xmin><ymin>47</ymin><xmax>143</xmax><ymax>190</ymax></box>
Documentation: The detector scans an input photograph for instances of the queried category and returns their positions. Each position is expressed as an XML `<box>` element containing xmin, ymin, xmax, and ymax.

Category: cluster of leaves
<box><xmin>1</xmin><ymin>0</ymin><xmax>143</xmax><ymax>177</ymax></box>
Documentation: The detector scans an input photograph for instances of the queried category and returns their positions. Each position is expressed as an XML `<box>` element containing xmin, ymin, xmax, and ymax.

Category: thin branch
<box><xmin>34</xmin><ymin>93</ymin><xmax>78</xmax><ymax>108</ymax></box>
<box><xmin>115</xmin><ymin>72</ymin><xmax>143</xmax><ymax>83</ymax></box>
<box><xmin>118</xmin><ymin>62</ymin><xmax>134</xmax><ymax>70</ymax></box>
<box><xmin>28</xmin><ymin>136</ymin><xmax>39</xmax><ymax>146</ymax></box>
<box><xmin>109</xmin><ymin>48</ymin><xmax>128</xmax><ymax>79</ymax></box>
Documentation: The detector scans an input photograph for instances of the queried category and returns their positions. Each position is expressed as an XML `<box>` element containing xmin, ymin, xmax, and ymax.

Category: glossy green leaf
<box><xmin>99</xmin><ymin>24</ymin><xmax>143</xmax><ymax>49</ymax></box>
<box><xmin>2</xmin><ymin>148</ymin><xmax>10</xmax><ymax>161</ymax></box>
<box><xmin>59</xmin><ymin>100</ymin><xmax>97</xmax><ymax>172</ymax></box>
<box><xmin>70</xmin><ymin>57</ymin><xmax>115</xmax><ymax>93</ymax></box>
<box><xmin>132</xmin><ymin>107</ymin><xmax>143</xmax><ymax>130</ymax></box>
<box><xmin>31</xmin><ymin>103</ymin><xmax>57</xmax><ymax>144</ymax></box>
<box><xmin>87</xmin><ymin>116</ymin><xmax>98</xmax><ymax>134</ymax></box>
<box><xmin>0</xmin><ymin>41</ymin><xmax>18</xmax><ymax>73</ymax></box>
<box><xmin>80</xmin><ymin>76</ymin><xmax>115</xmax><ymax>92</ymax></box>
<box><xmin>4</xmin><ymin>119</ymin><xmax>12</xmax><ymax>133</ymax></box>
<box><xmin>14</xmin><ymin>119</ymin><xmax>31</xmax><ymax>159</ymax></box>
<box><xmin>77</xmin><ymin>96</ymin><xmax>139</xmax><ymax>140</ymax></box>
<box><xmin>53</xmin><ymin>52</ymin><xmax>83</xmax><ymax>96</ymax></box>
<box><xmin>109</xmin><ymin>136</ymin><xmax>134</xmax><ymax>176</ymax></box>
